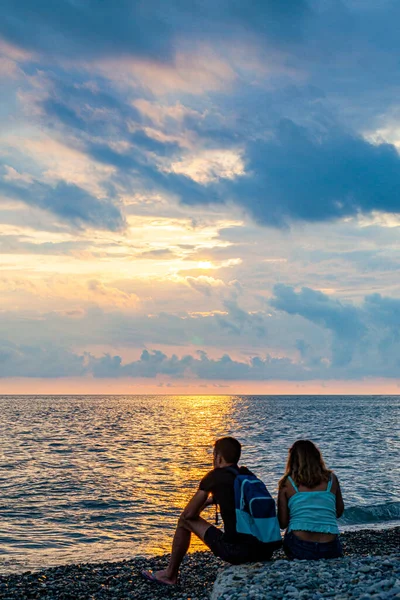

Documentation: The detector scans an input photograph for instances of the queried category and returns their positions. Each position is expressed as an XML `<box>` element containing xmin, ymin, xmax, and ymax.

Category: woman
<box><xmin>278</xmin><ymin>440</ymin><xmax>344</xmax><ymax>560</ymax></box>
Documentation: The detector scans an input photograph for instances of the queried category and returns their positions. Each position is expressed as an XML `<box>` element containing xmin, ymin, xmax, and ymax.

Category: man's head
<box><xmin>213</xmin><ymin>437</ymin><xmax>241</xmax><ymax>468</ymax></box>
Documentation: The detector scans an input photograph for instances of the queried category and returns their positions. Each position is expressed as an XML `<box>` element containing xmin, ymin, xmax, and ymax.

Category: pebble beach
<box><xmin>0</xmin><ymin>528</ymin><xmax>398</xmax><ymax>600</ymax></box>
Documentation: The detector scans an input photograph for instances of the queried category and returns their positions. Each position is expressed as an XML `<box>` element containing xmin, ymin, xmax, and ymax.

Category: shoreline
<box><xmin>0</xmin><ymin>527</ymin><xmax>399</xmax><ymax>599</ymax></box>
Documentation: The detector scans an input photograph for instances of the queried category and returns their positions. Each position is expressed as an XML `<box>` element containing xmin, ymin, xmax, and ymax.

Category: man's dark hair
<box><xmin>214</xmin><ymin>437</ymin><xmax>241</xmax><ymax>464</ymax></box>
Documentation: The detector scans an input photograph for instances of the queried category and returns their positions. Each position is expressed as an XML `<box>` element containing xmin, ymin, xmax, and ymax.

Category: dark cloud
<box><xmin>0</xmin><ymin>340</ymin><xmax>307</xmax><ymax>380</ymax></box>
<box><xmin>0</xmin><ymin>0</ymin><xmax>173</xmax><ymax>60</ymax></box>
<box><xmin>270</xmin><ymin>283</ymin><xmax>366</xmax><ymax>366</ymax></box>
<box><xmin>87</xmin><ymin>143</ymin><xmax>139</xmax><ymax>172</ymax></box>
<box><xmin>18</xmin><ymin>36</ymin><xmax>400</xmax><ymax>230</ymax></box>
<box><xmin>218</xmin><ymin>119</ymin><xmax>400</xmax><ymax>227</ymax></box>
<box><xmin>130</xmin><ymin>130</ymin><xmax>180</xmax><ymax>157</ymax></box>
<box><xmin>43</xmin><ymin>84</ymin><xmax>400</xmax><ymax>228</ymax></box>
<box><xmin>41</xmin><ymin>77</ymin><xmax>142</xmax><ymax>139</ymax></box>
<box><xmin>0</xmin><ymin>339</ymin><xmax>86</xmax><ymax>377</ymax></box>
<box><xmin>0</xmin><ymin>0</ymin><xmax>309</xmax><ymax>61</ymax></box>
<box><xmin>36</xmin><ymin>77</ymin><xmax>186</xmax><ymax>188</ymax></box>
<box><xmin>138</xmin><ymin>248</ymin><xmax>178</xmax><ymax>259</ymax></box>
<box><xmin>43</xmin><ymin>99</ymin><xmax>88</xmax><ymax>133</ymax></box>
<box><xmin>216</xmin><ymin>298</ymin><xmax>266</xmax><ymax>337</ymax></box>
<box><xmin>89</xmin><ymin>348</ymin><xmax>306</xmax><ymax>380</ymax></box>
<box><xmin>268</xmin><ymin>284</ymin><xmax>400</xmax><ymax>375</ymax></box>
<box><xmin>0</xmin><ymin>163</ymin><xmax>125</xmax><ymax>231</ymax></box>
<box><xmin>271</xmin><ymin>284</ymin><xmax>366</xmax><ymax>339</ymax></box>
<box><xmin>364</xmin><ymin>293</ymin><xmax>400</xmax><ymax>331</ymax></box>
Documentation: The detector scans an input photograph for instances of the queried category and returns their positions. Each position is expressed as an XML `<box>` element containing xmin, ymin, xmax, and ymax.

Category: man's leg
<box><xmin>146</xmin><ymin>515</ymin><xmax>212</xmax><ymax>585</ymax></box>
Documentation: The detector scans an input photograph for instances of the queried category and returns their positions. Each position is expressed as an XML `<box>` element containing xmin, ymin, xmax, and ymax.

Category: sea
<box><xmin>0</xmin><ymin>395</ymin><xmax>399</xmax><ymax>574</ymax></box>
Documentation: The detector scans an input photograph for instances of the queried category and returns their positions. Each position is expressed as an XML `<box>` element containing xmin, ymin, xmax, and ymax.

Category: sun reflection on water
<box><xmin>125</xmin><ymin>395</ymin><xmax>235</xmax><ymax>555</ymax></box>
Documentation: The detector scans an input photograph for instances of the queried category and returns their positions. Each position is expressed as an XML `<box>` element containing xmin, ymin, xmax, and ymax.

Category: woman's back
<box><xmin>286</xmin><ymin>475</ymin><xmax>340</xmax><ymax>540</ymax></box>
<box><xmin>278</xmin><ymin>440</ymin><xmax>344</xmax><ymax>558</ymax></box>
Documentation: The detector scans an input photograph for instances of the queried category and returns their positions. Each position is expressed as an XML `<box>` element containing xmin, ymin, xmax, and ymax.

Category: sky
<box><xmin>1</xmin><ymin>0</ymin><xmax>400</xmax><ymax>394</ymax></box>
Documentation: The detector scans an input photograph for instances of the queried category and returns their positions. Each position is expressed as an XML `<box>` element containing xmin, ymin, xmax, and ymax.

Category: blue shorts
<box><xmin>284</xmin><ymin>530</ymin><xmax>343</xmax><ymax>561</ymax></box>
<box><xmin>204</xmin><ymin>525</ymin><xmax>278</xmax><ymax>565</ymax></box>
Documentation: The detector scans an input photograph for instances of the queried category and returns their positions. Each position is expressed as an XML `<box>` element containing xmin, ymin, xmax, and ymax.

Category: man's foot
<box><xmin>141</xmin><ymin>569</ymin><xmax>178</xmax><ymax>586</ymax></box>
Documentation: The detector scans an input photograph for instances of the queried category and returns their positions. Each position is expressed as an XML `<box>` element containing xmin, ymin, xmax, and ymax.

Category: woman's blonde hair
<box><xmin>279</xmin><ymin>440</ymin><xmax>331</xmax><ymax>489</ymax></box>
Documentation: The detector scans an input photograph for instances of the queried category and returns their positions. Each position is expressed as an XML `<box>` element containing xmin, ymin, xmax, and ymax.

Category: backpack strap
<box><xmin>225</xmin><ymin>465</ymin><xmax>240</xmax><ymax>477</ymax></box>
<box><xmin>287</xmin><ymin>475</ymin><xmax>299</xmax><ymax>493</ymax></box>
<box><xmin>215</xmin><ymin>466</ymin><xmax>239</xmax><ymax>525</ymax></box>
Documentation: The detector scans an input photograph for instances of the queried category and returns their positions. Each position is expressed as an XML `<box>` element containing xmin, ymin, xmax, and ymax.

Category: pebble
<box><xmin>211</xmin><ymin>554</ymin><xmax>400</xmax><ymax>600</ymax></box>
<box><xmin>0</xmin><ymin>528</ymin><xmax>398</xmax><ymax>599</ymax></box>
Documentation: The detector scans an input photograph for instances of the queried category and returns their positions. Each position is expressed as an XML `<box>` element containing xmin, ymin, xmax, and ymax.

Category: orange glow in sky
<box><xmin>1</xmin><ymin>378</ymin><xmax>399</xmax><ymax>396</ymax></box>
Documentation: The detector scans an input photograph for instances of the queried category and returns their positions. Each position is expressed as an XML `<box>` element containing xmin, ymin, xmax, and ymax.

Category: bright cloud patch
<box><xmin>97</xmin><ymin>50</ymin><xmax>236</xmax><ymax>94</ymax></box>
<box><xmin>168</xmin><ymin>150</ymin><xmax>244</xmax><ymax>184</ymax></box>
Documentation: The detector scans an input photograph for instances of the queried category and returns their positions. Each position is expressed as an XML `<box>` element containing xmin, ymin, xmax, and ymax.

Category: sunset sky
<box><xmin>1</xmin><ymin>1</ymin><xmax>400</xmax><ymax>393</ymax></box>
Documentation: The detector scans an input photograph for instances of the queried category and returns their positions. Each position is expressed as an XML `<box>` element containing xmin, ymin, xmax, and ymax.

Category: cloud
<box><xmin>0</xmin><ymin>284</ymin><xmax>400</xmax><ymax>380</ymax></box>
<box><xmin>9</xmin><ymin>20</ymin><xmax>400</xmax><ymax>233</ymax></box>
<box><xmin>185</xmin><ymin>275</ymin><xmax>226</xmax><ymax>296</ymax></box>
<box><xmin>0</xmin><ymin>163</ymin><xmax>125</xmax><ymax>231</ymax></box>
<box><xmin>271</xmin><ymin>284</ymin><xmax>366</xmax><ymax>339</ymax></box>
<box><xmin>98</xmin><ymin>50</ymin><xmax>236</xmax><ymax>95</ymax></box>
<box><xmin>0</xmin><ymin>0</ymin><xmax>309</xmax><ymax>62</ymax></box>
<box><xmin>87</xmin><ymin>280</ymin><xmax>140</xmax><ymax>309</ymax></box>
<box><xmin>0</xmin><ymin>341</ymin><xmax>306</xmax><ymax>380</ymax></box>
<box><xmin>269</xmin><ymin>284</ymin><xmax>400</xmax><ymax>376</ymax></box>
<box><xmin>40</xmin><ymin>77</ymin><xmax>142</xmax><ymax>137</ymax></box>
<box><xmin>168</xmin><ymin>149</ymin><xmax>244</xmax><ymax>184</ymax></box>
<box><xmin>216</xmin><ymin>298</ymin><xmax>266</xmax><ymax>337</ymax></box>
<box><xmin>0</xmin><ymin>339</ymin><xmax>86</xmax><ymax>377</ymax></box>
<box><xmin>270</xmin><ymin>283</ymin><xmax>366</xmax><ymax>366</ymax></box>
<box><xmin>214</xmin><ymin>119</ymin><xmax>400</xmax><ymax>227</ymax></box>
<box><xmin>138</xmin><ymin>248</ymin><xmax>178</xmax><ymax>259</ymax></box>
<box><xmin>89</xmin><ymin>348</ymin><xmax>306</xmax><ymax>380</ymax></box>
<box><xmin>37</xmin><ymin>80</ymin><xmax>400</xmax><ymax>229</ymax></box>
<box><xmin>0</xmin><ymin>297</ymin><xmax>312</xmax><ymax>354</ymax></box>
<box><xmin>0</xmin><ymin>276</ymin><xmax>140</xmax><ymax>311</ymax></box>
<box><xmin>0</xmin><ymin>234</ymin><xmax>88</xmax><ymax>256</ymax></box>
<box><xmin>14</xmin><ymin>135</ymin><xmax>116</xmax><ymax>198</ymax></box>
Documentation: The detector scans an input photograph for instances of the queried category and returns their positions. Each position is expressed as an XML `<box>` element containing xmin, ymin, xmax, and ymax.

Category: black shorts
<box><xmin>204</xmin><ymin>525</ymin><xmax>278</xmax><ymax>565</ymax></box>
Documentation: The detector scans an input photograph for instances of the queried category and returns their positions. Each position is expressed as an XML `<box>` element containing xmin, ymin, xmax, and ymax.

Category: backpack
<box><xmin>228</xmin><ymin>467</ymin><xmax>281</xmax><ymax>544</ymax></box>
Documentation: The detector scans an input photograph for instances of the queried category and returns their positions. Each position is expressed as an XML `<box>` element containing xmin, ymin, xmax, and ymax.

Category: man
<box><xmin>142</xmin><ymin>436</ymin><xmax>281</xmax><ymax>586</ymax></box>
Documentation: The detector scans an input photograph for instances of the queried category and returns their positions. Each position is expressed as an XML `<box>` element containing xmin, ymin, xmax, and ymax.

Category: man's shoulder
<box><xmin>199</xmin><ymin>466</ymin><xmax>236</xmax><ymax>490</ymax></box>
<box><xmin>204</xmin><ymin>466</ymin><xmax>236</xmax><ymax>480</ymax></box>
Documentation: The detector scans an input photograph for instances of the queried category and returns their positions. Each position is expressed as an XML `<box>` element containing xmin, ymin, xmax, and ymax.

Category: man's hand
<box><xmin>181</xmin><ymin>490</ymin><xmax>209</xmax><ymax>520</ymax></box>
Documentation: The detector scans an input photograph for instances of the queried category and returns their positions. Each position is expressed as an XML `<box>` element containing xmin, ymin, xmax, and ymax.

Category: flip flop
<box><xmin>141</xmin><ymin>570</ymin><xmax>176</xmax><ymax>587</ymax></box>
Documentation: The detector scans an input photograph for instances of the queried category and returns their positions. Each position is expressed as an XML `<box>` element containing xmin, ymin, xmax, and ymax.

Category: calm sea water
<box><xmin>0</xmin><ymin>395</ymin><xmax>399</xmax><ymax>574</ymax></box>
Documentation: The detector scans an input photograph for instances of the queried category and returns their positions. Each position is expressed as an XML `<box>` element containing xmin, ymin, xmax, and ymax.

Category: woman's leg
<box><xmin>318</xmin><ymin>536</ymin><xmax>343</xmax><ymax>559</ymax></box>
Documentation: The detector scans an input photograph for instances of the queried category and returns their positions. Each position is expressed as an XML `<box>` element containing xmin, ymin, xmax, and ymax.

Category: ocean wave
<box><xmin>339</xmin><ymin>501</ymin><xmax>400</xmax><ymax>525</ymax></box>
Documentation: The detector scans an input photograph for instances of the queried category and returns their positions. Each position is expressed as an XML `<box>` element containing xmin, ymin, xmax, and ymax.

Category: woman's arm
<box><xmin>333</xmin><ymin>474</ymin><xmax>345</xmax><ymax>518</ymax></box>
<box><xmin>277</xmin><ymin>485</ymin><xmax>289</xmax><ymax>529</ymax></box>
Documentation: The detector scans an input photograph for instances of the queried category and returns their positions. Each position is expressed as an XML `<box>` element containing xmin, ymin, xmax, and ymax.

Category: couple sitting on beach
<box><xmin>142</xmin><ymin>437</ymin><xmax>344</xmax><ymax>586</ymax></box>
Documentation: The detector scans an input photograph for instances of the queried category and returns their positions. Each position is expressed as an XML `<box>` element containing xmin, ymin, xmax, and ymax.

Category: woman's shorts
<box><xmin>204</xmin><ymin>525</ymin><xmax>278</xmax><ymax>565</ymax></box>
<box><xmin>283</xmin><ymin>530</ymin><xmax>343</xmax><ymax>561</ymax></box>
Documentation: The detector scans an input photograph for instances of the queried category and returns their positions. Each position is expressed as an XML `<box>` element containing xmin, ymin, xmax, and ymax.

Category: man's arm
<box><xmin>181</xmin><ymin>490</ymin><xmax>209</xmax><ymax>520</ymax></box>
<box><xmin>202</xmin><ymin>495</ymin><xmax>215</xmax><ymax>509</ymax></box>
